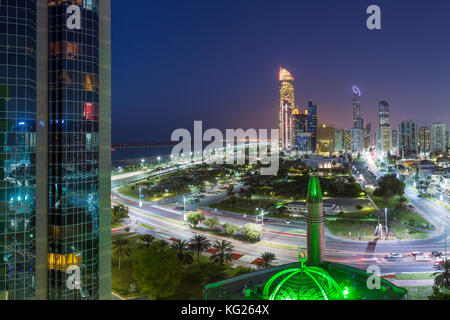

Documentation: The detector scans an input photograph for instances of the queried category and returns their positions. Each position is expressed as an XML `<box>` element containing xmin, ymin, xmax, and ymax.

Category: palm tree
<box><xmin>189</xmin><ymin>235</ymin><xmax>211</xmax><ymax>261</ymax></box>
<box><xmin>432</xmin><ymin>260</ymin><xmax>450</xmax><ymax>291</ymax></box>
<box><xmin>256</xmin><ymin>252</ymin><xmax>277</xmax><ymax>269</ymax></box>
<box><xmin>171</xmin><ymin>239</ymin><xmax>189</xmax><ymax>256</ymax></box>
<box><xmin>112</xmin><ymin>239</ymin><xmax>132</xmax><ymax>271</ymax></box>
<box><xmin>138</xmin><ymin>234</ymin><xmax>155</xmax><ymax>248</ymax></box>
<box><xmin>171</xmin><ymin>240</ymin><xmax>194</xmax><ymax>265</ymax></box>
<box><xmin>210</xmin><ymin>240</ymin><xmax>234</xmax><ymax>265</ymax></box>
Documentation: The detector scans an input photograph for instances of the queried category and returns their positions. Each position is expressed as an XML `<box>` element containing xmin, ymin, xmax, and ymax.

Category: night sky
<box><xmin>111</xmin><ymin>0</ymin><xmax>450</xmax><ymax>143</ymax></box>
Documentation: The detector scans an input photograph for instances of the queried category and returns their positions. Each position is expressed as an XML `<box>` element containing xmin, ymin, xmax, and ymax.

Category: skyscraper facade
<box><xmin>350</xmin><ymin>128</ymin><xmax>363</xmax><ymax>154</ymax></box>
<box><xmin>419</xmin><ymin>126</ymin><xmax>430</xmax><ymax>154</ymax></box>
<box><xmin>352</xmin><ymin>85</ymin><xmax>363</xmax><ymax>129</ymax></box>
<box><xmin>430</xmin><ymin>122</ymin><xmax>447</xmax><ymax>154</ymax></box>
<box><xmin>334</xmin><ymin>129</ymin><xmax>344</xmax><ymax>154</ymax></box>
<box><xmin>398</xmin><ymin>120</ymin><xmax>418</xmax><ymax>156</ymax></box>
<box><xmin>306</xmin><ymin>100</ymin><xmax>318</xmax><ymax>153</ymax></box>
<box><xmin>0</xmin><ymin>0</ymin><xmax>111</xmax><ymax>300</ymax></box>
<box><xmin>317</xmin><ymin>124</ymin><xmax>334</xmax><ymax>155</ymax></box>
<box><xmin>292</xmin><ymin>109</ymin><xmax>311</xmax><ymax>152</ymax></box>
<box><xmin>377</xmin><ymin>100</ymin><xmax>392</xmax><ymax>153</ymax></box>
<box><xmin>279</xmin><ymin>67</ymin><xmax>294</xmax><ymax>150</ymax></box>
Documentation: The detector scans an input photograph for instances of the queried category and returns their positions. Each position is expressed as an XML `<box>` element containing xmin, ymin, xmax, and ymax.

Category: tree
<box><xmin>138</xmin><ymin>234</ymin><xmax>155</xmax><ymax>248</ymax></box>
<box><xmin>226</xmin><ymin>185</ymin><xmax>235</xmax><ymax>197</ymax></box>
<box><xmin>256</xmin><ymin>252</ymin><xmax>277</xmax><ymax>269</ymax></box>
<box><xmin>242</xmin><ymin>223</ymin><xmax>262</xmax><ymax>241</ymax></box>
<box><xmin>132</xmin><ymin>243</ymin><xmax>182</xmax><ymax>299</ymax></box>
<box><xmin>171</xmin><ymin>239</ymin><xmax>193</xmax><ymax>265</ymax></box>
<box><xmin>189</xmin><ymin>235</ymin><xmax>211</xmax><ymax>261</ymax></box>
<box><xmin>112</xmin><ymin>204</ymin><xmax>129</xmax><ymax>223</ymax></box>
<box><xmin>432</xmin><ymin>260</ymin><xmax>450</xmax><ymax>291</ymax></box>
<box><xmin>394</xmin><ymin>196</ymin><xmax>409</xmax><ymax>215</ymax></box>
<box><xmin>112</xmin><ymin>239</ymin><xmax>132</xmax><ymax>271</ymax></box>
<box><xmin>223</xmin><ymin>223</ymin><xmax>239</xmax><ymax>235</ymax></box>
<box><xmin>203</xmin><ymin>217</ymin><xmax>220</xmax><ymax>231</ymax></box>
<box><xmin>373</xmin><ymin>174</ymin><xmax>405</xmax><ymax>200</ymax></box>
<box><xmin>210</xmin><ymin>240</ymin><xmax>234</xmax><ymax>265</ymax></box>
<box><xmin>187</xmin><ymin>212</ymin><xmax>206</xmax><ymax>228</ymax></box>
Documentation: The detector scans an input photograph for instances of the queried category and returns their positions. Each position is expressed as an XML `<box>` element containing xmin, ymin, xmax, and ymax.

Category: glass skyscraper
<box><xmin>0</xmin><ymin>0</ymin><xmax>111</xmax><ymax>300</ymax></box>
<box><xmin>306</xmin><ymin>100</ymin><xmax>318</xmax><ymax>153</ymax></box>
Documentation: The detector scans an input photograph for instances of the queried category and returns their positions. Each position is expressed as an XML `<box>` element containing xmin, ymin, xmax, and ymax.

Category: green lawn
<box><xmin>395</xmin><ymin>273</ymin><xmax>434</xmax><ymax>280</ymax></box>
<box><xmin>405</xmin><ymin>286</ymin><xmax>433</xmax><ymax>300</ymax></box>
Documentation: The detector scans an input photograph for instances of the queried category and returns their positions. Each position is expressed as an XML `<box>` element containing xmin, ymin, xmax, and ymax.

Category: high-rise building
<box><xmin>0</xmin><ymin>0</ymin><xmax>111</xmax><ymax>300</ymax></box>
<box><xmin>430</xmin><ymin>122</ymin><xmax>447</xmax><ymax>154</ymax></box>
<box><xmin>292</xmin><ymin>109</ymin><xmax>311</xmax><ymax>152</ymax></box>
<box><xmin>350</xmin><ymin>128</ymin><xmax>363</xmax><ymax>154</ymax></box>
<box><xmin>279</xmin><ymin>67</ymin><xmax>295</xmax><ymax>150</ymax></box>
<box><xmin>419</xmin><ymin>126</ymin><xmax>430</xmax><ymax>153</ymax></box>
<box><xmin>306</xmin><ymin>100</ymin><xmax>318</xmax><ymax>153</ymax></box>
<box><xmin>392</xmin><ymin>129</ymin><xmax>399</xmax><ymax>153</ymax></box>
<box><xmin>377</xmin><ymin>100</ymin><xmax>392</xmax><ymax>153</ymax></box>
<box><xmin>363</xmin><ymin>123</ymin><xmax>371</xmax><ymax>151</ymax></box>
<box><xmin>379</xmin><ymin>100</ymin><xmax>390</xmax><ymax>127</ymax></box>
<box><xmin>334</xmin><ymin>129</ymin><xmax>344</xmax><ymax>154</ymax></box>
<box><xmin>317</xmin><ymin>124</ymin><xmax>335</xmax><ymax>155</ymax></box>
<box><xmin>352</xmin><ymin>86</ymin><xmax>364</xmax><ymax>129</ymax></box>
<box><xmin>398</xmin><ymin>120</ymin><xmax>418</xmax><ymax>156</ymax></box>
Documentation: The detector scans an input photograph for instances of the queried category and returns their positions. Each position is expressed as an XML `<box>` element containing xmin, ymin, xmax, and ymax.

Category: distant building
<box><xmin>377</xmin><ymin>100</ymin><xmax>392</xmax><ymax>153</ymax></box>
<box><xmin>279</xmin><ymin>67</ymin><xmax>295</xmax><ymax>150</ymax></box>
<box><xmin>292</xmin><ymin>110</ymin><xmax>312</xmax><ymax>153</ymax></box>
<box><xmin>377</xmin><ymin>126</ymin><xmax>392</xmax><ymax>154</ymax></box>
<box><xmin>350</xmin><ymin>128</ymin><xmax>363</xmax><ymax>154</ymax></box>
<box><xmin>334</xmin><ymin>129</ymin><xmax>345</xmax><ymax>154</ymax></box>
<box><xmin>430</xmin><ymin>122</ymin><xmax>447</xmax><ymax>154</ymax></box>
<box><xmin>317</xmin><ymin>124</ymin><xmax>335</xmax><ymax>155</ymax></box>
<box><xmin>419</xmin><ymin>126</ymin><xmax>430</xmax><ymax>154</ymax></box>
<box><xmin>352</xmin><ymin>85</ymin><xmax>364</xmax><ymax>130</ymax></box>
<box><xmin>306</xmin><ymin>100</ymin><xmax>318</xmax><ymax>153</ymax></box>
<box><xmin>398</xmin><ymin>120</ymin><xmax>418</xmax><ymax>156</ymax></box>
<box><xmin>379</xmin><ymin>100</ymin><xmax>390</xmax><ymax>127</ymax></box>
<box><xmin>392</xmin><ymin>129</ymin><xmax>399</xmax><ymax>153</ymax></box>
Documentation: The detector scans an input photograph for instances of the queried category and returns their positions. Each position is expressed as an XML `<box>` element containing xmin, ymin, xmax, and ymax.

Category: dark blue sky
<box><xmin>111</xmin><ymin>0</ymin><xmax>450</xmax><ymax>143</ymax></box>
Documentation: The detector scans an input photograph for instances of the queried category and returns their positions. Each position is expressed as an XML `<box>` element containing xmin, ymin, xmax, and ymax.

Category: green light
<box><xmin>307</xmin><ymin>176</ymin><xmax>323</xmax><ymax>203</ymax></box>
<box><xmin>263</xmin><ymin>252</ymin><xmax>342</xmax><ymax>300</ymax></box>
<box><xmin>343</xmin><ymin>287</ymin><xmax>349</xmax><ymax>298</ymax></box>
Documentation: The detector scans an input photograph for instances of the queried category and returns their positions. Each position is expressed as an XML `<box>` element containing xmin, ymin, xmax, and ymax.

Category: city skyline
<box><xmin>112</xmin><ymin>0</ymin><xmax>450</xmax><ymax>143</ymax></box>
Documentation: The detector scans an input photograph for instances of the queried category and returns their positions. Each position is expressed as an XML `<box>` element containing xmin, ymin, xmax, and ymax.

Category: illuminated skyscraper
<box><xmin>352</xmin><ymin>86</ymin><xmax>364</xmax><ymax>129</ymax></box>
<box><xmin>317</xmin><ymin>124</ymin><xmax>335</xmax><ymax>155</ymax></box>
<box><xmin>430</xmin><ymin>122</ymin><xmax>447</xmax><ymax>154</ymax></box>
<box><xmin>306</xmin><ymin>100</ymin><xmax>318</xmax><ymax>153</ymax></box>
<box><xmin>279</xmin><ymin>67</ymin><xmax>295</xmax><ymax>150</ymax></box>
<box><xmin>0</xmin><ymin>0</ymin><xmax>111</xmax><ymax>300</ymax></box>
<box><xmin>419</xmin><ymin>126</ymin><xmax>430</xmax><ymax>153</ymax></box>
<box><xmin>398</xmin><ymin>120</ymin><xmax>418</xmax><ymax>155</ymax></box>
<box><xmin>377</xmin><ymin>100</ymin><xmax>392</xmax><ymax>153</ymax></box>
<box><xmin>292</xmin><ymin>109</ymin><xmax>311</xmax><ymax>152</ymax></box>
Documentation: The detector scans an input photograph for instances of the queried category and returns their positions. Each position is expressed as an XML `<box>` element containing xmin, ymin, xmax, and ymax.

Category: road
<box><xmin>113</xmin><ymin>187</ymin><xmax>448</xmax><ymax>274</ymax></box>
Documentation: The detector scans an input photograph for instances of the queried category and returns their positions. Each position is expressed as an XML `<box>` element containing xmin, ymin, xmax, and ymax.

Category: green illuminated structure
<box><xmin>263</xmin><ymin>253</ymin><xmax>342</xmax><ymax>300</ymax></box>
<box><xmin>204</xmin><ymin>174</ymin><xmax>407</xmax><ymax>301</ymax></box>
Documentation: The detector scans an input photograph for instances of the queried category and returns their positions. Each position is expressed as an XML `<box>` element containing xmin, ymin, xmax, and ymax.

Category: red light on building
<box><xmin>83</xmin><ymin>103</ymin><xmax>99</xmax><ymax>121</ymax></box>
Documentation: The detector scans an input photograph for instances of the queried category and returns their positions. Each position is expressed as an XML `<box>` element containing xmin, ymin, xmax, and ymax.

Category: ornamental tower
<box><xmin>279</xmin><ymin>67</ymin><xmax>295</xmax><ymax>150</ymax></box>
<box><xmin>305</xmin><ymin>174</ymin><xmax>325</xmax><ymax>266</ymax></box>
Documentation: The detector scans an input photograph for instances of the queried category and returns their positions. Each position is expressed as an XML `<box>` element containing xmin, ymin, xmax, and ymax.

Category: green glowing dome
<box><xmin>263</xmin><ymin>253</ymin><xmax>343</xmax><ymax>300</ymax></box>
